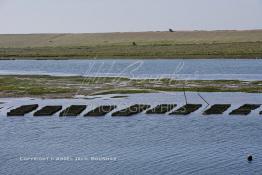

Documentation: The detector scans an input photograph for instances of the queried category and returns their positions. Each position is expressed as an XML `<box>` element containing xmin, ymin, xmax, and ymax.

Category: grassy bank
<box><xmin>0</xmin><ymin>30</ymin><xmax>262</xmax><ymax>58</ymax></box>
<box><xmin>0</xmin><ymin>75</ymin><xmax>261</xmax><ymax>98</ymax></box>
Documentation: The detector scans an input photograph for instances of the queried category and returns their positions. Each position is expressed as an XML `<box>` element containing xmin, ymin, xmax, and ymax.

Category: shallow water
<box><xmin>1</xmin><ymin>92</ymin><xmax>262</xmax><ymax>175</ymax></box>
<box><xmin>0</xmin><ymin>58</ymin><xmax>262</xmax><ymax>80</ymax></box>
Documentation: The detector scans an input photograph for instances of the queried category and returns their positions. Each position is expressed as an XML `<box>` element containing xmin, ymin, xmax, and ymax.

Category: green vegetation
<box><xmin>0</xmin><ymin>75</ymin><xmax>261</xmax><ymax>98</ymax></box>
<box><xmin>0</xmin><ymin>76</ymin><xmax>75</xmax><ymax>98</ymax></box>
<box><xmin>0</xmin><ymin>30</ymin><xmax>262</xmax><ymax>58</ymax></box>
<box><xmin>92</xmin><ymin>89</ymin><xmax>158</xmax><ymax>95</ymax></box>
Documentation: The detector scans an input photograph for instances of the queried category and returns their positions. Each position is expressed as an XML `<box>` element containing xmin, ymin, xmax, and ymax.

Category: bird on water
<box><xmin>247</xmin><ymin>155</ymin><xmax>253</xmax><ymax>162</ymax></box>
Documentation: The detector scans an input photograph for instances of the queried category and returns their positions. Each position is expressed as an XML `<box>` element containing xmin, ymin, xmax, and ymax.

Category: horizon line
<box><xmin>1</xmin><ymin>29</ymin><xmax>262</xmax><ymax>35</ymax></box>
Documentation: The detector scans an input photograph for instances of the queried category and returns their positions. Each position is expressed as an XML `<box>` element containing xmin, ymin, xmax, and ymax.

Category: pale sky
<box><xmin>0</xmin><ymin>0</ymin><xmax>262</xmax><ymax>34</ymax></box>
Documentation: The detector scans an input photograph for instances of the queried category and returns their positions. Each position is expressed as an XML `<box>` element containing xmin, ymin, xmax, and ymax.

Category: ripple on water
<box><xmin>1</xmin><ymin>93</ymin><xmax>262</xmax><ymax>174</ymax></box>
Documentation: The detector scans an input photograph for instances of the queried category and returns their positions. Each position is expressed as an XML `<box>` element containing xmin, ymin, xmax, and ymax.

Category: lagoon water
<box><xmin>1</xmin><ymin>58</ymin><xmax>262</xmax><ymax>174</ymax></box>
<box><xmin>0</xmin><ymin>58</ymin><xmax>262</xmax><ymax>80</ymax></box>
<box><xmin>1</xmin><ymin>92</ymin><xmax>262</xmax><ymax>175</ymax></box>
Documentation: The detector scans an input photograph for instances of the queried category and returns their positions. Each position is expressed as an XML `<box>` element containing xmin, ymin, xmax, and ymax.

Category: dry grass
<box><xmin>0</xmin><ymin>30</ymin><xmax>262</xmax><ymax>58</ymax></box>
<box><xmin>1</xmin><ymin>30</ymin><xmax>262</xmax><ymax>48</ymax></box>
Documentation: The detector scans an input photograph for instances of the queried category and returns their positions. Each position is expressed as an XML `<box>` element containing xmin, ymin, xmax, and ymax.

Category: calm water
<box><xmin>1</xmin><ymin>92</ymin><xmax>262</xmax><ymax>175</ymax></box>
<box><xmin>0</xmin><ymin>58</ymin><xmax>262</xmax><ymax>80</ymax></box>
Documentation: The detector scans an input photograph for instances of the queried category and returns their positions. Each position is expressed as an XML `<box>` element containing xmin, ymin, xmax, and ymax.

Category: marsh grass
<box><xmin>0</xmin><ymin>75</ymin><xmax>261</xmax><ymax>98</ymax></box>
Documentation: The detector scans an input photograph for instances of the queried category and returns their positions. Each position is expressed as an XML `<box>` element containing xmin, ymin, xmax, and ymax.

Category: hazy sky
<box><xmin>0</xmin><ymin>0</ymin><xmax>262</xmax><ymax>34</ymax></box>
